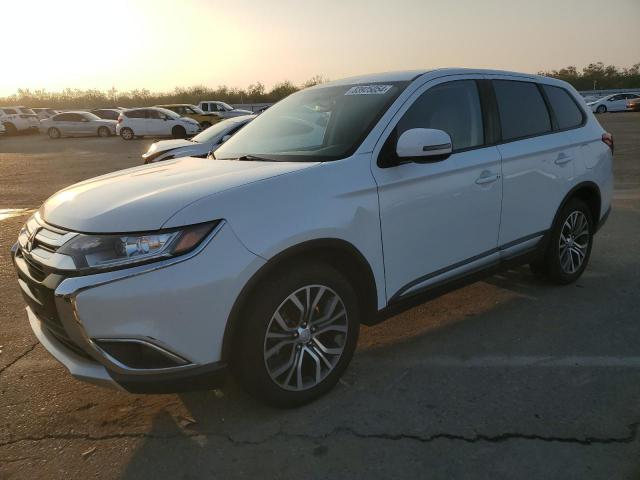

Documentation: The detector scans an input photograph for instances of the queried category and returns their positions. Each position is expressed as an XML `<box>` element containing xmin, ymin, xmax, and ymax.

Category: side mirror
<box><xmin>221</xmin><ymin>134</ymin><xmax>232</xmax><ymax>143</ymax></box>
<box><xmin>396</xmin><ymin>128</ymin><xmax>452</xmax><ymax>162</ymax></box>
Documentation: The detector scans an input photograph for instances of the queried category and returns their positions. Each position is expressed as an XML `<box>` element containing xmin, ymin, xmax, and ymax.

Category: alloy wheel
<box><xmin>263</xmin><ymin>285</ymin><xmax>348</xmax><ymax>391</ymax></box>
<box><xmin>559</xmin><ymin>210</ymin><xmax>590</xmax><ymax>274</ymax></box>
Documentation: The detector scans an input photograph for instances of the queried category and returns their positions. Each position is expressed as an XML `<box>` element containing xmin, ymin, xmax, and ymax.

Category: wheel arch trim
<box><xmin>220</xmin><ymin>237</ymin><xmax>379</xmax><ymax>363</ymax></box>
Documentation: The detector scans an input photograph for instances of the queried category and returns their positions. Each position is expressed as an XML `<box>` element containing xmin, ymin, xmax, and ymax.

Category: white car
<box><xmin>32</xmin><ymin>108</ymin><xmax>59</xmax><ymax>120</ymax></box>
<box><xmin>142</xmin><ymin>115</ymin><xmax>255</xmax><ymax>164</ymax></box>
<box><xmin>116</xmin><ymin>107</ymin><xmax>201</xmax><ymax>140</ymax></box>
<box><xmin>40</xmin><ymin>112</ymin><xmax>117</xmax><ymax>139</ymax></box>
<box><xmin>12</xmin><ymin>69</ymin><xmax>613</xmax><ymax>407</ymax></box>
<box><xmin>587</xmin><ymin>93</ymin><xmax>640</xmax><ymax>113</ymax></box>
<box><xmin>198</xmin><ymin>101</ymin><xmax>252</xmax><ymax>118</ymax></box>
<box><xmin>0</xmin><ymin>106</ymin><xmax>40</xmax><ymax>134</ymax></box>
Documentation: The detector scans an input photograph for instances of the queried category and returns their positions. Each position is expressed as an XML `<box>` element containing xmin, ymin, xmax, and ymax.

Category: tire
<box><xmin>3</xmin><ymin>123</ymin><xmax>17</xmax><ymax>135</ymax></box>
<box><xmin>530</xmin><ymin>198</ymin><xmax>594</xmax><ymax>284</ymax></box>
<box><xmin>596</xmin><ymin>105</ymin><xmax>606</xmax><ymax>114</ymax></box>
<box><xmin>234</xmin><ymin>261</ymin><xmax>360</xmax><ymax>407</ymax></box>
<box><xmin>120</xmin><ymin>127</ymin><xmax>134</xmax><ymax>140</ymax></box>
<box><xmin>172</xmin><ymin>125</ymin><xmax>187</xmax><ymax>139</ymax></box>
<box><xmin>200</xmin><ymin>121</ymin><xmax>212</xmax><ymax>129</ymax></box>
<box><xmin>97</xmin><ymin>126</ymin><xmax>111</xmax><ymax>137</ymax></box>
<box><xmin>48</xmin><ymin>127</ymin><xmax>61</xmax><ymax>139</ymax></box>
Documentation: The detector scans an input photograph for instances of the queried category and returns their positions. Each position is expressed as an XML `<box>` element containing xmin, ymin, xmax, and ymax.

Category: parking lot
<box><xmin>1</xmin><ymin>113</ymin><xmax>639</xmax><ymax>479</ymax></box>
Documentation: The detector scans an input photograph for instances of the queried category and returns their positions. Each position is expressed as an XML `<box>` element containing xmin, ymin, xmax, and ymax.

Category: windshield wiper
<box><xmin>236</xmin><ymin>155</ymin><xmax>279</xmax><ymax>162</ymax></box>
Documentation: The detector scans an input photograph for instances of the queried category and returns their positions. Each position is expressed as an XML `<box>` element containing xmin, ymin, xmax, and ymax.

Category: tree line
<box><xmin>0</xmin><ymin>75</ymin><xmax>327</xmax><ymax>109</ymax></box>
<box><xmin>539</xmin><ymin>62</ymin><xmax>640</xmax><ymax>91</ymax></box>
<box><xmin>1</xmin><ymin>64</ymin><xmax>639</xmax><ymax>109</ymax></box>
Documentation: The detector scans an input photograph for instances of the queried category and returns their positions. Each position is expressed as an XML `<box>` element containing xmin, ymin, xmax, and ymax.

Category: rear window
<box><xmin>493</xmin><ymin>80</ymin><xmax>551</xmax><ymax>141</ymax></box>
<box><xmin>542</xmin><ymin>85</ymin><xmax>584</xmax><ymax>130</ymax></box>
<box><xmin>125</xmin><ymin>109</ymin><xmax>146</xmax><ymax>119</ymax></box>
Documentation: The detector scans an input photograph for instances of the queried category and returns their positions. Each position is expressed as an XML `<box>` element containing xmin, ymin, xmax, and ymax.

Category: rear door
<box><xmin>493</xmin><ymin>78</ymin><xmax>581</xmax><ymax>246</ymax></box>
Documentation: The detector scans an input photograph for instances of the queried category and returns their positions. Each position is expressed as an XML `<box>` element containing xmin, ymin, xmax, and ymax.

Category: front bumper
<box><xmin>12</xmin><ymin>217</ymin><xmax>264</xmax><ymax>393</ymax></box>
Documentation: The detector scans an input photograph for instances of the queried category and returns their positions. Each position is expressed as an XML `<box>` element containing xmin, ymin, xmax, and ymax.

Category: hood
<box><xmin>40</xmin><ymin>157</ymin><xmax>317</xmax><ymax>232</ymax></box>
<box><xmin>148</xmin><ymin>138</ymin><xmax>194</xmax><ymax>153</ymax></box>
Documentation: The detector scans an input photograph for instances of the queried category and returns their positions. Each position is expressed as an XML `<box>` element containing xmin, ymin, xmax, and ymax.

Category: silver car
<box><xmin>41</xmin><ymin>111</ymin><xmax>117</xmax><ymax>139</ymax></box>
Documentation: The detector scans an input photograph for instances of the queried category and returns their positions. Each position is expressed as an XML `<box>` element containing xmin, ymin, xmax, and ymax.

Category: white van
<box><xmin>13</xmin><ymin>69</ymin><xmax>613</xmax><ymax>406</ymax></box>
<box><xmin>116</xmin><ymin>107</ymin><xmax>201</xmax><ymax>139</ymax></box>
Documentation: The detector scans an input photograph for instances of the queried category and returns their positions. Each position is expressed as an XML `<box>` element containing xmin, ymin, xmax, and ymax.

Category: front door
<box><xmin>372</xmin><ymin>78</ymin><xmax>502</xmax><ymax>301</ymax></box>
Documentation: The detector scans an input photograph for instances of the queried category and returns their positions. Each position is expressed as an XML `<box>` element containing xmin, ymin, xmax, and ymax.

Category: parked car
<box><xmin>40</xmin><ymin>111</ymin><xmax>117</xmax><ymax>139</ymax></box>
<box><xmin>142</xmin><ymin>115</ymin><xmax>255</xmax><ymax>164</ymax></box>
<box><xmin>32</xmin><ymin>108</ymin><xmax>59</xmax><ymax>120</ymax></box>
<box><xmin>117</xmin><ymin>107</ymin><xmax>201</xmax><ymax>140</ymax></box>
<box><xmin>587</xmin><ymin>93</ymin><xmax>640</xmax><ymax>113</ymax></box>
<box><xmin>91</xmin><ymin>109</ymin><xmax>123</xmax><ymax>120</ymax></box>
<box><xmin>197</xmin><ymin>100</ymin><xmax>252</xmax><ymax>118</ymax></box>
<box><xmin>626</xmin><ymin>97</ymin><xmax>640</xmax><ymax>112</ymax></box>
<box><xmin>0</xmin><ymin>106</ymin><xmax>40</xmax><ymax>134</ymax></box>
<box><xmin>11</xmin><ymin>69</ymin><xmax>612</xmax><ymax>407</ymax></box>
<box><xmin>155</xmin><ymin>104</ymin><xmax>222</xmax><ymax>129</ymax></box>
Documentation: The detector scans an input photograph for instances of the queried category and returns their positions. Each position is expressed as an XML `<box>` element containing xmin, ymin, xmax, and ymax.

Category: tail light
<box><xmin>602</xmin><ymin>132</ymin><xmax>614</xmax><ymax>153</ymax></box>
<box><xmin>117</xmin><ymin>116</ymin><xmax>123</xmax><ymax>124</ymax></box>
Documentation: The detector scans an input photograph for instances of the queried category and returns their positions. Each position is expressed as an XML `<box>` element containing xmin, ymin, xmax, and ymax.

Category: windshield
<box><xmin>191</xmin><ymin>117</ymin><xmax>251</xmax><ymax>143</ymax></box>
<box><xmin>190</xmin><ymin>105</ymin><xmax>205</xmax><ymax>114</ymax></box>
<box><xmin>215</xmin><ymin>82</ymin><xmax>408</xmax><ymax>161</ymax></box>
<box><xmin>219</xmin><ymin>102</ymin><xmax>233</xmax><ymax>111</ymax></box>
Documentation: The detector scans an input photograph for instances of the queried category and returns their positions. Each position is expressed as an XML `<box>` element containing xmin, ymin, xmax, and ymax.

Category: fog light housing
<box><xmin>95</xmin><ymin>339</ymin><xmax>189</xmax><ymax>370</ymax></box>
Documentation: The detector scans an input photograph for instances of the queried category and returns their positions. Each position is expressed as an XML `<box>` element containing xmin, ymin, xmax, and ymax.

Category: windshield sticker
<box><xmin>345</xmin><ymin>85</ymin><xmax>393</xmax><ymax>96</ymax></box>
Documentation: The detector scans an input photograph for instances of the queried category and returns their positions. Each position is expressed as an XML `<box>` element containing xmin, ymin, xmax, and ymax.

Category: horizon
<box><xmin>2</xmin><ymin>0</ymin><xmax>639</xmax><ymax>97</ymax></box>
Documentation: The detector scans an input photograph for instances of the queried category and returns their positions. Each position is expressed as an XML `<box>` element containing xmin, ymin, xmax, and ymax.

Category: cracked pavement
<box><xmin>1</xmin><ymin>115</ymin><xmax>640</xmax><ymax>479</ymax></box>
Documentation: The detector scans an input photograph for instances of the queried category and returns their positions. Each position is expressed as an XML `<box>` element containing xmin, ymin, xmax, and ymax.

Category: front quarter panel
<box><xmin>163</xmin><ymin>155</ymin><xmax>387</xmax><ymax>309</ymax></box>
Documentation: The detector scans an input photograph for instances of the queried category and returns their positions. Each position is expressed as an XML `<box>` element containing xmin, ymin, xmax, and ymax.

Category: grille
<box><xmin>14</xmin><ymin>247</ymin><xmax>93</xmax><ymax>361</ymax></box>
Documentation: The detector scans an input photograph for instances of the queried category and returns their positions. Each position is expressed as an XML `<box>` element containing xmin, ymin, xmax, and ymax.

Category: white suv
<box><xmin>116</xmin><ymin>107</ymin><xmax>200</xmax><ymax>139</ymax></box>
<box><xmin>12</xmin><ymin>69</ymin><xmax>613</xmax><ymax>407</ymax></box>
<box><xmin>0</xmin><ymin>106</ymin><xmax>40</xmax><ymax>134</ymax></box>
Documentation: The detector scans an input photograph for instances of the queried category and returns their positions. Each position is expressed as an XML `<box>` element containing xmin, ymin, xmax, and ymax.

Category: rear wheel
<box><xmin>530</xmin><ymin>198</ymin><xmax>594</xmax><ymax>284</ymax></box>
<box><xmin>172</xmin><ymin>125</ymin><xmax>186</xmax><ymax>139</ymax></box>
<box><xmin>120</xmin><ymin>127</ymin><xmax>134</xmax><ymax>140</ymax></box>
<box><xmin>596</xmin><ymin>105</ymin><xmax>607</xmax><ymax>114</ymax></box>
<box><xmin>97</xmin><ymin>126</ymin><xmax>111</xmax><ymax>137</ymax></box>
<box><xmin>235</xmin><ymin>262</ymin><xmax>360</xmax><ymax>407</ymax></box>
<box><xmin>48</xmin><ymin>127</ymin><xmax>61</xmax><ymax>139</ymax></box>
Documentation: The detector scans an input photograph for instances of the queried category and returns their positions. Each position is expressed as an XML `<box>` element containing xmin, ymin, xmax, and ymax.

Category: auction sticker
<box><xmin>345</xmin><ymin>85</ymin><xmax>393</xmax><ymax>95</ymax></box>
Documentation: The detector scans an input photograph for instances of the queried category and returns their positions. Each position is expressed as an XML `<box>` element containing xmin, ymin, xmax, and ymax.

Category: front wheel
<box><xmin>120</xmin><ymin>127</ymin><xmax>134</xmax><ymax>140</ymax></box>
<box><xmin>596</xmin><ymin>105</ymin><xmax>606</xmax><ymax>114</ymax></box>
<box><xmin>530</xmin><ymin>198</ymin><xmax>594</xmax><ymax>284</ymax></box>
<box><xmin>235</xmin><ymin>262</ymin><xmax>360</xmax><ymax>407</ymax></box>
<box><xmin>48</xmin><ymin>127</ymin><xmax>61</xmax><ymax>139</ymax></box>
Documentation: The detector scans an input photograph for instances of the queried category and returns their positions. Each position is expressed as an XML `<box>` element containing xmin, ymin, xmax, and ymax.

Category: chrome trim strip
<box><xmin>93</xmin><ymin>338</ymin><xmax>190</xmax><ymax>368</ymax></box>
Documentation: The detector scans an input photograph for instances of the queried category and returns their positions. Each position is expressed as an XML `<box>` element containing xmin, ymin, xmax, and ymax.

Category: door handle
<box><xmin>475</xmin><ymin>172</ymin><xmax>501</xmax><ymax>185</ymax></box>
<box><xmin>554</xmin><ymin>152</ymin><xmax>573</xmax><ymax>165</ymax></box>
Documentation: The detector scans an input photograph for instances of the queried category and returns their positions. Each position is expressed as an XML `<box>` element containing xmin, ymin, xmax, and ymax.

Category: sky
<box><xmin>2</xmin><ymin>0</ymin><xmax>638</xmax><ymax>96</ymax></box>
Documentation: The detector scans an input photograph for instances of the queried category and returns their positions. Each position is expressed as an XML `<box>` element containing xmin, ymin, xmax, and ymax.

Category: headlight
<box><xmin>147</xmin><ymin>142</ymin><xmax>158</xmax><ymax>153</ymax></box>
<box><xmin>57</xmin><ymin>221</ymin><xmax>219</xmax><ymax>272</ymax></box>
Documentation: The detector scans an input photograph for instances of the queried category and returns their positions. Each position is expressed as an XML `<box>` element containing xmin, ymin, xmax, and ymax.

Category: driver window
<box><xmin>395</xmin><ymin>80</ymin><xmax>484</xmax><ymax>151</ymax></box>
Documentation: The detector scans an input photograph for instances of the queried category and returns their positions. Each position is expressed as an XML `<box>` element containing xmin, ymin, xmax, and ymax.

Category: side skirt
<box><xmin>367</xmin><ymin>232</ymin><xmax>548</xmax><ymax>326</ymax></box>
